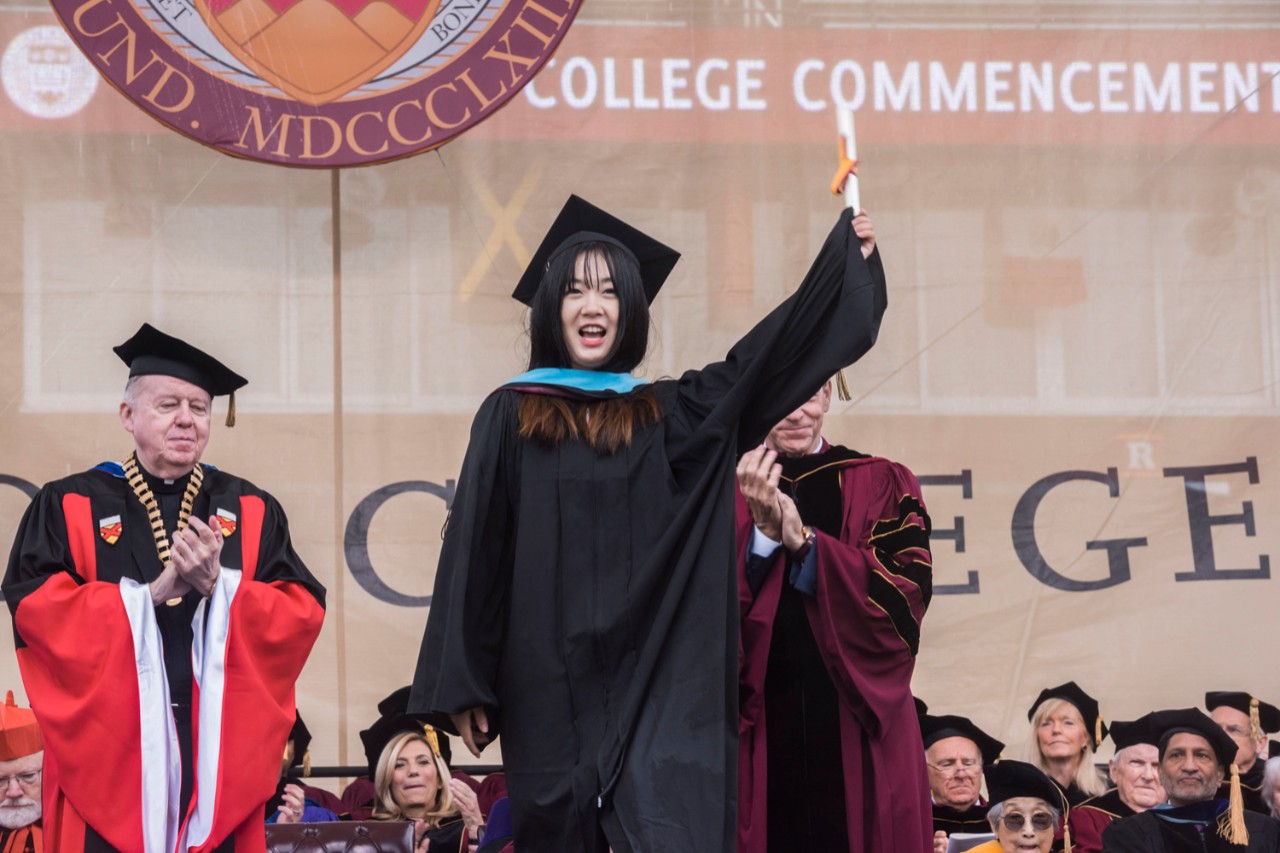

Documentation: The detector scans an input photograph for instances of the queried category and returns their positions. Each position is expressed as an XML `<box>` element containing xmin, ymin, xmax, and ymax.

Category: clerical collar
<box><xmin>139</xmin><ymin>464</ymin><xmax>193</xmax><ymax>495</ymax></box>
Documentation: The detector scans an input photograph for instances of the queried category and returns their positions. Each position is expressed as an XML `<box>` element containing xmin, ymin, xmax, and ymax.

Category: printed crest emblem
<box><xmin>99</xmin><ymin>515</ymin><xmax>122</xmax><ymax>545</ymax></box>
<box><xmin>50</xmin><ymin>0</ymin><xmax>582</xmax><ymax>166</ymax></box>
<box><xmin>193</xmin><ymin>0</ymin><xmax>443</xmax><ymax>105</ymax></box>
<box><xmin>216</xmin><ymin>508</ymin><xmax>238</xmax><ymax>537</ymax></box>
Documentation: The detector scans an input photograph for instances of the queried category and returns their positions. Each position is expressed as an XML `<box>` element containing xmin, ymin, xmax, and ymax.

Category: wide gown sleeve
<box><xmin>410</xmin><ymin>393</ymin><xmax>519</xmax><ymax>733</ymax></box>
<box><xmin>668</xmin><ymin>208</ymin><xmax>887</xmax><ymax>465</ymax></box>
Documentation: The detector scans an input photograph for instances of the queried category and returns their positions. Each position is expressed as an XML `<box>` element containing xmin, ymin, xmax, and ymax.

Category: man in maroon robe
<box><xmin>736</xmin><ymin>379</ymin><xmax>933</xmax><ymax>853</ymax></box>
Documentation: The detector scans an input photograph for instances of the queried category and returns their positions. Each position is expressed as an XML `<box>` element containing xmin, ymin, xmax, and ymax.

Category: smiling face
<box><xmin>994</xmin><ymin>797</ymin><xmax>1055</xmax><ymax>853</ymax></box>
<box><xmin>391</xmin><ymin>739</ymin><xmax>440</xmax><ymax>814</ymax></box>
<box><xmin>927</xmin><ymin>736</ymin><xmax>985</xmax><ymax>810</ymax></box>
<box><xmin>559</xmin><ymin>250</ymin><xmax>620</xmax><ymax>371</ymax></box>
<box><xmin>764</xmin><ymin>383</ymin><xmax>832</xmax><ymax>458</ymax></box>
<box><xmin>1159</xmin><ymin>732</ymin><xmax>1224</xmax><ymax>806</ymax></box>
<box><xmin>119</xmin><ymin>374</ymin><xmax>212</xmax><ymax>479</ymax></box>
<box><xmin>1111</xmin><ymin>744</ymin><xmax>1165</xmax><ymax>811</ymax></box>
<box><xmin>1036</xmin><ymin>701</ymin><xmax>1089</xmax><ymax>762</ymax></box>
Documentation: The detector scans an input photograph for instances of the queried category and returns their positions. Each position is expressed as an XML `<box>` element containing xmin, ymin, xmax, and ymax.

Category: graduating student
<box><xmin>411</xmin><ymin>194</ymin><xmax>887</xmax><ymax>853</ymax></box>
<box><xmin>4</xmin><ymin>325</ymin><xmax>326</xmax><ymax>852</ymax></box>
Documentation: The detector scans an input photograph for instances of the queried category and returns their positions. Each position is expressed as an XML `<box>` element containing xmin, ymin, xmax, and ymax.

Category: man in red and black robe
<box><xmin>736</xmin><ymin>379</ymin><xmax>933</xmax><ymax>853</ymax></box>
<box><xmin>3</xmin><ymin>324</ymin><xmax>325</xmax><ymax>853</ymax></box>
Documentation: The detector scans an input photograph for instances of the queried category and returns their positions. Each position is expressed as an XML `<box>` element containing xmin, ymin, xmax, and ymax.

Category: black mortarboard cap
<box><xmin>377</xmin><ymin>686</ymin><xmax>413</xmax><ymax>719</ymax></box>
<box><xmin>1205</xmin><ymin>692</ymin><xmax>1280</xmax><ymax>739</ymax></box>
<box><xmin>1269</xmin><ymin>740</ymin><xmax>1280</xmax><ymax>759</ymax></box>
<box><xmin>360</xmin><ymin>712</ymin><xmax>451</xmax><ymax>780</ymax></box>
<box><xmin>1151</xmin><ymin>707</ymin><xmax>1238</xmax><ymax>768</ymax></box>
<box><xmin>114</xmin><ymin>324</ymin><xmax>247</xmax><ymax>427</ymax></box>
<box><xmin>511</xmin><ymin>195</ymin><xmax>680</xmax><ymax>306</ymax></box>
<box><xmin>1108</xmin><ymin>713</ymin><xmax>1159</xmax><ymax>751</ymax></box>
<box><xmin>920</xmin><ymin>714</ymin><xmax>1005</xmax><ymax>764</ymax></box>
<box><xmin>288</xmin><ymin>711</ymin><xmax>312</xmax><ymax>768</ymax></box>
<box><xmin>114</xmin><ymin>323</ymin><xmax>247</xmax><ymax>397</ymax></box>
<box><xmin>1027</xmin><ymin>681</ymin><xmax>1108</xmax><ymax>748</ymax></box>
<box><xmin>914</xmin><ymin>697</ymin><xmax>929</xmax><ymax>716</ymax></box>
<box><xmin>984</xmin><ymin>759</ymin><xmax>1070</xmax><ymax>813</ymax></box>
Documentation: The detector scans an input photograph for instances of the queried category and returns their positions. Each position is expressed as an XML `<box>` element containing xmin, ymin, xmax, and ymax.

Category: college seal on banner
<box><xmin>49</xmin><ymin>0</ymin><xmax>581</xmax><ymax>166</ymax></box>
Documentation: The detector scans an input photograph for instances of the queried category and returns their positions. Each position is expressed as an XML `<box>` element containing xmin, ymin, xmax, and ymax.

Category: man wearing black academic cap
<box><xmin>4</xmin><ymin>324</ymin><xmax>326</xmax><ymax>853</ymax></box>
<box><xmin>1068</xmin><ymin>713</ymin><xmax>1164</xmax><ymax>853</ymax></box>
<box><xmin>921</xmin><ymin>714</ymin><xmax>1005</xmax><ymax>849</ymax></box>
<box><xmin>1207</xmin><ymin>692</ymin><xmax>1280</xmax><ymax>815</ymax></box>
<box><xmin>1100</xmin><ymin>708</ymin><xmax>1280</xmax><ymax>852</ymax></box>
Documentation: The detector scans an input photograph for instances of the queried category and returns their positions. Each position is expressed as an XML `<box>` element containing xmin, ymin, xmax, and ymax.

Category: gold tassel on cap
<box><xmin>1250</xmin><ymin>697</ymin><xmax>1262</xmax><ymax>741</ymax></box>
<box><xmin>836</xmin><ymin>370</ymin><xmax>852</xmax><ymax>402</ymax></box>
<box><xmin>225</xmin><ymin>390</ymin><xmax>236</xmax><ymax>428</ymax></box>
<box><xmin>1062</xmin><ymin>822</ymin><xmax>1072</xmax><ymax>853</ymax></box>
<box><xmin>1217</xmin><ymin>763</ymin><xmax>1249</xmax><ymax>845</ymax></box>
<box><xmin>302</xmin><ymin>749</ymin><xmax>312</xmax><ymax>778</ymax></box>
<box><xmin>423</xmin><ymin>723</ymin><xmax>441</xmax><ymax>759</ymax></box>
<box><xmin>1095</xmin><ymin>716</ymin><xmax>1104</xmax><ymax>748</ymax></box>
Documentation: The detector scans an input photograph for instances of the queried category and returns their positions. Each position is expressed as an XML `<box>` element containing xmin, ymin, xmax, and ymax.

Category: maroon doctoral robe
<box><xmin>736</xmin><ymin>448</ymin><xmax>933</xmax><ymax>853</ymax></box>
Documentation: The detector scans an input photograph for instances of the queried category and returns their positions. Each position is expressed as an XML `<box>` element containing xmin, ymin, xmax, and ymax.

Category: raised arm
<box><xmin>670</xmin><ymin>209</ymin><xmax>887</xmax><ymax>459</ymax></box>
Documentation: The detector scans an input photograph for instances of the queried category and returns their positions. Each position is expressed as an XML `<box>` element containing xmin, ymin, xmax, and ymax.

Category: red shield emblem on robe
<box><xmin>216</xmin><ymin>509</ymin><xmax>238</xmax><ymax>537</ymax></box>
<box><xmin>99</xmin><ymin>515</ymin><xmax>122</xmax><ymax>545</ymax></box>
<box><xmin>194</xmin><ymin>0</ymin><xmax>444</xmax><ymax>105</ymax></box>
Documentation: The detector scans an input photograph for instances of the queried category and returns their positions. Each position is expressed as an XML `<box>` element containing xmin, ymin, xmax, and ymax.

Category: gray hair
<box><xmin>122</xmin><ymin>375</ymin><xmax>144</xmax><ymax>409</ymax></box>
<box><xmin>1263</xmin><ymin>756</ymin><xmax>1280</xmax><ymax>819</ymax></box>
<box><xmin>986</xmin><ymin>800</ymin><xmax>1061</xmax><ymax>832</ymax></box>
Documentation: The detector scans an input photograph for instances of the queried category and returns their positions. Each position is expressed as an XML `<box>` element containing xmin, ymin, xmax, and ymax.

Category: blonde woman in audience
<box><xmin>373</xmin><ymin>730</ymin><xmax>482</xmax><ymax>853</ymax></box>
<box><xmin>1025</xmin><ymin>682</ymin><xmax>1108</xmax><ymax>806</ymax></box>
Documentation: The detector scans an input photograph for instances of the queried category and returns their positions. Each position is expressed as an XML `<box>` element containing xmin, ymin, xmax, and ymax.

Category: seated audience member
<box><xmin>966</xmin><ymin>760</ymin><xmax>1071</xmax><ymax>853</ymax></box>
<box><xmin>1101</xmin><ymin>708</ymin><xmax>1280</xmax><ymax>852</ymax></box>
<box><xmin>344</xmin><ymin>687</ymin><xmax>481</xmax><ymax>821</ymax></box>
<box><xmin>1261</xmin><ymin>757</ymin><xmax>1280</xmax><ymax>821</ymax></box>
<box><xmin>0</xmin><ymin>693</ymin><xmax>42</xmax><ymax>852</ymax></box>
<box><xmin>1025</xmin><ymin>682</ymin><xmax>1109</xmax><ymax>805</ymax></box>
<box><xmin>1206</xmin><ymin>692</ymin><xmax>1280</xmax><ymax>814</ymax></box>
<box><xmin>921</xmin><ymin>713</ymin><xmax>1005</xmax><ymax>851</ymax></box>
<box><xmin>1068</xmin><ymin>713</ymin><xmax>1164</xmax><ymax>853</ymax></box>
<box><xmin>371</xmin><ymin>730</ymin><xmax>481</xmax><ymax>853</ymax></box>
<box><xmin>269</xmin><ymin>712</ymin><xmax>342</xmax><ymax>823</ymax></box>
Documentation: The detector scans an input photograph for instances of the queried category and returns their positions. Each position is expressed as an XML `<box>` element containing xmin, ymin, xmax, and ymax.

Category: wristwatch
<box><xmin>790</xmin><ymin>525</ymin><xmax>817</xmax><ymax>563</ymax></box>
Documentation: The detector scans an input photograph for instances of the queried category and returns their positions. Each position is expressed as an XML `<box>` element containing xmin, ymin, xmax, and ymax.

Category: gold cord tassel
<box><xmin>302</xmin><ymin>749</ymin><xmax>312</xmax><ymax>778</ymax></box>
<box><xmin>1062</xmin><ymin>822</ymin><xmax>1072</xmax><ymax>853</ymax></box>
<box><xmin>225</xmin><ymin>390</ymin><xmax>236</xmax><ymax>428</ymax></box>
<box><xmin>1250</xmin><ymin>698</ymin><xmax>1262</xmax><ymax>741</ymax></box>
<box><xmin>423</xmin><ymin>724</ymin><xmax>441</xmax><ymax>759</ymax></box>
<box><xmin>1217</xmin><ymin>763</ymin><xmax>1249</xmax><ymax>845</ymax></box>
<box><xmin>835</xmin><ymin>370</ymin><xmax>852</xmax><ymax>402</ymax></box>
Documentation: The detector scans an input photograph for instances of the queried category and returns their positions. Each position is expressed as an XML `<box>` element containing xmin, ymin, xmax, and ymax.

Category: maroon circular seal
<box><xmin>51</xmin><ymin>0</ymin><xmax>580</xmax><ymax>166</ymax></box>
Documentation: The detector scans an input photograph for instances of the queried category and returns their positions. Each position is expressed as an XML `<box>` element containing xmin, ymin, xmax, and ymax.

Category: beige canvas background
<box><xmin>1</xmin><ymin>0</ymin><xmax>1277</xmax><ymax>791</ymax></box>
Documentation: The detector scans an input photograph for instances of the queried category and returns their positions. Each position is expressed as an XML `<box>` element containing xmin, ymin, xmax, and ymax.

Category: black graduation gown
<box><xmin>933</xmin><ymin>802</ymin><xmax>992</xmax><ymax>837</ymax></box>
<box><xmin>1100</xmin><ymin>804</ymin><xmax>1280</xmax><ymax>852</ymax></box>
<box><xmin>1217</xmin><ymin>762</ymin><xmax>1267</xmax><ymax>815</ymax></box>
<box><xmin>410</xmin><ymin>209</ymin><xmax>887</xmax><ymax>853</ymax></box>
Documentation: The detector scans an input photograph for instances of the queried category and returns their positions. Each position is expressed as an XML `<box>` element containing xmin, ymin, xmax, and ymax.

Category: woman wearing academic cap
<box><xmin>370</xmin><ymin>729</ymin><xmax>478</xmax><ymax>853</ymax></box>
<box><xmin>410</xmin><ymin>195</ymin><xmax>885</xmax><ymax>853</ymax></box>
<box><xmin>1026</xmin><ymin>682</ymin><xmax>1109</xmax><ymax>806</ymax></box>
<box><xmin>968</xmin><ymin>760</ymin><xmax>1073</xmax><ymax>853</ymax></box>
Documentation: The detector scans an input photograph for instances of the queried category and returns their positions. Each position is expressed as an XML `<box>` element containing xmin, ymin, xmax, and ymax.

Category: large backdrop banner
<box><xmin>0</xmin><ymin>0</ymin><xmax>1277</xmax><ymax>783</ymax></box>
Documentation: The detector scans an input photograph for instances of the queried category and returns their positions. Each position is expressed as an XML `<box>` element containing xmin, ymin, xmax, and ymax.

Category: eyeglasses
<box><xmin>927</xmin><ymin>759</ymin><xmax>981</xmax><ymax>776</ymax></box>
<box><xmin>1000</xmin><ymin>812</ymin><xmax>1055</xmax><ymax>832</ymax></box>
<box><xmin>0</xmin><ymin>770</ymin><xmax>40</xmax><ymax>789</ymax></box>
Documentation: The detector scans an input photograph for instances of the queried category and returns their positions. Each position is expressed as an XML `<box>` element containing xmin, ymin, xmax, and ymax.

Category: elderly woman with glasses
<box><xmin>967</xmin><ymin>760</ymin><xmax>1072</xmax><ymax>853</ymax></box>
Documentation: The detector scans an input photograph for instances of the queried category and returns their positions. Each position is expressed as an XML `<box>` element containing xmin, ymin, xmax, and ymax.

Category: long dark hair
<box><xmin>520</xmin><ymin>240</ymin><xmax>659</xmax><ymax>453</ymax></box>
<box><xmin>526</xmin><ymin>240</ymin><xmax>650</xmax><ymax>374</ymax></box>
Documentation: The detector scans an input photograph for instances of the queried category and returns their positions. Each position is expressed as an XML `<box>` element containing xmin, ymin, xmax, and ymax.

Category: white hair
<box><xmin>1262</xmin><ymin>756</ymin><xmax>1280</xmax><ymax>819</ymax></box>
